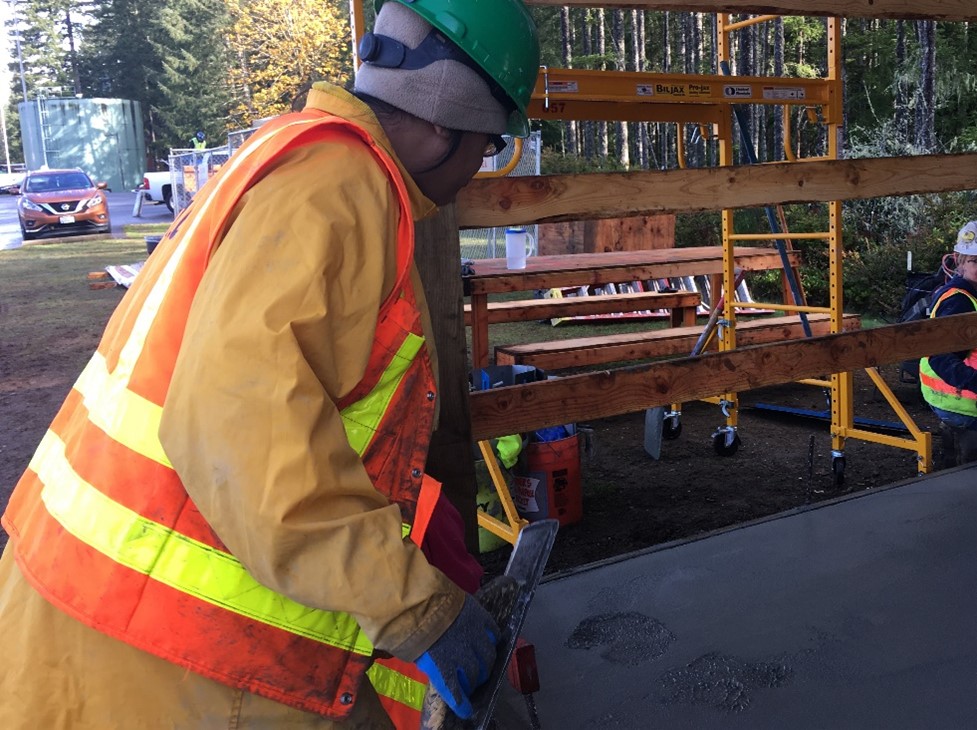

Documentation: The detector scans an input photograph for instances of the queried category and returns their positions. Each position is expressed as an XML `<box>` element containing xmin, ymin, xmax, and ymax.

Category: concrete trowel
<box><xmin>421</xmin><ymin>518</ymin><xmax>559</xmax><ymax>730</ymax></box>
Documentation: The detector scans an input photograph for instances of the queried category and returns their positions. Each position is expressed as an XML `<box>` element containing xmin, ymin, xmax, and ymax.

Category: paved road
<box><xmin>0</xmin><ymin>190</ymin><xmax>174</xmax><ymax>251</ymax></box>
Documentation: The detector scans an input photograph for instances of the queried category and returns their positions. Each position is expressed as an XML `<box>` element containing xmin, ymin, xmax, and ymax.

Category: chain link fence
<box><xmin>167</xmin><ymin>147</ymin><xmax>233</xmax><ymax>215</ymax></box>
<box><xmin>460</xmin><ymin>131</ymin><xmax>541</xmax><ymax>261</ymax></box>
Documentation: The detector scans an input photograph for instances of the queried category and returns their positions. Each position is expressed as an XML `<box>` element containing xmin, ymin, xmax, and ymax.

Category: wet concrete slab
<box><xmin>497</xmin><ymin>465</ymin><xmax>977</xmax><ymax>728</ymax></box>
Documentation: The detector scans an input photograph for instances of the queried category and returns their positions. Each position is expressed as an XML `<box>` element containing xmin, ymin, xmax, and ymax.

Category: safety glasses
<box><xmin>484</xmin><ymin>134</ymin><xmax>507</xmax><ymax>158</ymax></box>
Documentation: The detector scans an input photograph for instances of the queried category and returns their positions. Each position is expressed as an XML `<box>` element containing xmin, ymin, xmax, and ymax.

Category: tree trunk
<box><xmin>738</xmin><ymin>17</ymin><xmax>755</xmax><ymax>165</ymax></box>
<box><xmin>580</xmin><ymin>10</ymin><xmax>594</xmax><ymax>160</ymax></box>
<box><xmin>612</xmin><ymin>10</ymin><xmax>629</xmax><ymax>168</ymax></box>
<box><xmin>914</xmin><ymin>20</ymin><xmax>937</xmax><ymax>151</ymax></box>
<box><xmin>773</xmin><ymin>18</ymin><xmax>785</xmax><ymax>163</ymax></box>
<box><xmin>597</xmin><ymin>8</ymin><xmax>608</xmax><ymax>161</ymax></box>
<box><xmin>632</xmin><ymin>9</ymin><xmax>648</xmax><ymax>167</ymax></box>
<box><xmin>894</xmin><ymin>20</ymin><xmax>909</xmax><ymax>139</ymax></box>
<box><xmin>561</xmin><ymin>6</ymin><xmax>577</xmax><ymax>157</ymax></box>
<box><xmin>64</xmin><ymin>9</ymin><xmax>81</xmax><ymax>96</ymax></box>
<box><xmin>663</xmin><ymin>12</ymin><xmax>671</xmax><ymax>71</ymax></box>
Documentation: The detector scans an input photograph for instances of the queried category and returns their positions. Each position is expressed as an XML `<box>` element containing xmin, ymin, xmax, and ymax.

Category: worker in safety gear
<box><xmin>920</xmin><ymin>220</ymin><xmax>977</xmax><ymax>467</ymax></box>
<box><xmin>191</xmin><ymin>130</ymin><xmax>207</xmax><ymax>149</ymax></box>
<box><xmin>0</xmin><ymin>1</ymin><xmax>539</xmax><ymax>728</ymax></box>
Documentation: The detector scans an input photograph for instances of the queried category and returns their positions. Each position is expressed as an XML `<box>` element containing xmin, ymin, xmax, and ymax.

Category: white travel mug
<box><xmin>505</xmin><ymin>227</ymin><xmax>531</xmax><ymax>269</ymax></box>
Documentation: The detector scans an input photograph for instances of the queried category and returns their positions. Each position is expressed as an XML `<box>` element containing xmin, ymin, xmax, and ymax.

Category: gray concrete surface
<box><xmin>498</xmin><ymin>467</ymin><xmax>977</xmax><ymax>729</ymax></box>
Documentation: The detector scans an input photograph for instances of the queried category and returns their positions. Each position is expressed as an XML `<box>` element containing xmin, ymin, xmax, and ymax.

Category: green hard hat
<box><xmin>375</xmin><ymin>0</ymin><xmax>540</xmax><ymax>136</ymax></box>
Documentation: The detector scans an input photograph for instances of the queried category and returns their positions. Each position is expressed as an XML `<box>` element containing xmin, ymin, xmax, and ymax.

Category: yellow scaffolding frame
<box><xmin>714</xmin><ymin>14</ymin><xmax>930</xmax><ymax>479</ymax></box>
<box><xmin>474</xmin><ymin>441</ymin><xmax>529</xmax><ymax>546</ymax></box>
<box><xmin>510</xmin><ymin>10</ymin><xmax>934</xmax><ymax>481</ymax></box>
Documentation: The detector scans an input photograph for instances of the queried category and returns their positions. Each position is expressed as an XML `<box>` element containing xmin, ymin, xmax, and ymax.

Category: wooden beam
<box><xmin>463</xmin><ymin>290</ymin><xmax>701</xmax><ymax>325</ymax></box>
<box><xmin>526</xmin><ymin>0</ymin><xmax>977</xmax><ymax>22</ymax></box>
<box><xmin>469</xmin><ymin>313</ymin><xmax>977</xmax><ymax>441</ymax></box>
<box><xmin>494</xmin><ymin>312</ymin><xmax>859</xmax><ymax>370</ymax></box>
<box><xmin>456</xmin><ymin>153</ymin><xmax>977</xmax><ymax>229</ymax></box>
<box><xmin>414</xmin><ymin>206</ymin><xmax>480</xmax><ymax>553</ymax></box>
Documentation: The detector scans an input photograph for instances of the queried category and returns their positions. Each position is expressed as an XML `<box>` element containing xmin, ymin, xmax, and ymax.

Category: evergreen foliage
<box><xmin>155</xmin><ymin>0</ymin><xmax>231</xmax><ymax>147</ymax></box>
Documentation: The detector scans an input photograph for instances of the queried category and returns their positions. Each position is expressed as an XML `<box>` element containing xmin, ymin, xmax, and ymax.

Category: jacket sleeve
<box><xmin>928</xmin><ymin>291</ymin><xmax>977</xmax><ymax>394</ymax></box>
<box><xmin>158</xmin><ymin>140</ymin><xmax>463</xmax><ymax>662</ymax></box>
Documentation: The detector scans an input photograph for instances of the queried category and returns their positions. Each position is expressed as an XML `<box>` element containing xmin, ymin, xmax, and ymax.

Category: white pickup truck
<box><xmin>140</xmin><ymin>170</ymin><xmax>174</xmax><ymax>211</ymax></box>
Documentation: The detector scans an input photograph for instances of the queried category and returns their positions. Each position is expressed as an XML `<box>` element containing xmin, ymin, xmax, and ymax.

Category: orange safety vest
<box><xmin>920</xmin><ymin>286</ymin><xmax>977</xmax><ymax>416</ymax></box>
<box><xmin>2</xmin><ymin>110</ymin><xmax>438</xmax><ymax>720</ymax></box>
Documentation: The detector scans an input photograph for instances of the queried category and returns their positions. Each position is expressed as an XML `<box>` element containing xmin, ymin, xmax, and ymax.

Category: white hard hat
<box><xmin>955</xmin><ymin>221</ymin><xmax>977</xmax><ymax>256</ymax></box>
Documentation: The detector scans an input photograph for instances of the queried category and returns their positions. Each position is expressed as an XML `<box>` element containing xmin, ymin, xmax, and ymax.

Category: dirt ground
<box><xmin>0</xmin><ymin>276</ymin><xmax>942</xmax><ymax>573</ymax></box>
<box><xmin>479</xmin><ymin>366</ymin><xmax>942</xmax><ymax>575</ymax></box>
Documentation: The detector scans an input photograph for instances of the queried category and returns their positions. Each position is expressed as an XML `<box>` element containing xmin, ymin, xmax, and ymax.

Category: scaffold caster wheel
<box><xmin>662</xmin><ymin>414</ymin><xmax>682</xmax><ymax>440</ymax></box>
<box><xmin>712</xmin><ymin>430</ymin><xmax>740</xmax><ymax>456</ymax></box>
<box><xmin>832</xmin><ymin>455</ymin><xmax>846</xmax><ymax>486</ymax></box>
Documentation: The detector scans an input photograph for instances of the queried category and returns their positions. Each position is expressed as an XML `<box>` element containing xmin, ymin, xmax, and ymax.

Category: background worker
<box><xmin>0</xmin><ymin>1</ymin><xmax>540</xmax><ymax>728</ymax></box>
<box><xmin>920</xmin><ymin>220</ymin><xmax>977</xmax><ymax>466</ymax></box>
<box><xmin>191</xmin><ymin>130</ymin><xmax>207</xmax><ymax>149</ymax></box>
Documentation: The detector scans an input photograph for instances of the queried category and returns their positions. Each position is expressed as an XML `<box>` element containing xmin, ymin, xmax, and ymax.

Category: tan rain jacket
<box><xmin>0</xmin><ymin>82</ymin><xmax>463</xmax><ymax>729</ymax></box>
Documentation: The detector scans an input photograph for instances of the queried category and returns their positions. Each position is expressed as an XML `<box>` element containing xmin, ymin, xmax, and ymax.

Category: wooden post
<box><xmin>414</xmin><ymin>205</ymin><xmax>479</xmax><ymax>553</ymax></box>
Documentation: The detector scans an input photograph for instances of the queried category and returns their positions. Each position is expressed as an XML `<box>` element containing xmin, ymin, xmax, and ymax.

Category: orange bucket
<box><xmin>512</xmin><ymin>434</ymin><xmax>582</xmax><ymax>527</ymax></box>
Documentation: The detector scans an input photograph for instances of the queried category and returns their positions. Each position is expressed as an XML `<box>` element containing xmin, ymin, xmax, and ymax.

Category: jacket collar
<box><xmin>305</xmin><ymin>82</ymin><xmax>438</xmax><ymax>222</ymax></box>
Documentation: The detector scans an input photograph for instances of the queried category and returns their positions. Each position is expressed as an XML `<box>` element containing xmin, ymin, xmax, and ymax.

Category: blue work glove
<box><xmin>415</xmin><ymin>593</ymin><xmax>500</xmax><ymax>719</ymax></box>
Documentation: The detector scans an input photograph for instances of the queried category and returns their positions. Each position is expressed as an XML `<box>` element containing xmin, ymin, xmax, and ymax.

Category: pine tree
<box><xmin>77</xmin><ymin>0</ymin><xmax>169</xmax><ymax>162</ymax></box>
<box><xmin>156</xmin><ymin>0</ymin><xmax>232</xmax><ymax>147</ymax></box>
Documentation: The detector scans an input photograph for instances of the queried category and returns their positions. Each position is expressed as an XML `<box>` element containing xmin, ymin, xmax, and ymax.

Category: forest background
<box><xmin>4</xmin><ymin>2</ymin><xmax>977</xmax><ymax>316</ymax></box>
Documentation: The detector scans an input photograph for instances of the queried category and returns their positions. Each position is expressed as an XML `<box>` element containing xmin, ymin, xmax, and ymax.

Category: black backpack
<box><xmin>898</xmin><ymin>270</ymin><xmax>947</xmax><ymax>382</ymax></box>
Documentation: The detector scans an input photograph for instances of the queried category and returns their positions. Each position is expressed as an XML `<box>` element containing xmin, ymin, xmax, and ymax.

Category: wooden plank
<box><xmin>470</xmin><ymin>312</ymin><xmax>977</xmax><ymax>441</ymax></box>
<box><xmin>456</xmin><ymin>153</ymin><xmax>977</xmax><ymax>229</ymax></box>
<box><xmin>462</xmin><ymin>290</ymin><xmax>700</xmax><ymax>325</ymax></box>
<box><xmin>494</xmin><ymin>312</ymin><xmax>859</xmax><ymax>369</ymax></box>
<box><xmin>465</xmin><ymin>247</ymin><xmax>799</xmax><ymax>295</ymax></box>
<box><xmin>526</xmin><ymin>0</ymin><xmax>977</xmax><ymax>22</ymax></box>
<box><xmin>414</xmin><ymin>206</ymin><xmax>480</xmax><ymax>553</ymax></box>
<box><xmin>537</xmin><ymin>215</ymin><xmax>676</xmax><ymax>255</ymax></box>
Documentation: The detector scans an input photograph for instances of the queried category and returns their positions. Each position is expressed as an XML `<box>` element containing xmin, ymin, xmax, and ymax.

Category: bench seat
<box><xmin>464</xmin><ymin>290</ymin><xmax>701</xmax><ymax>327</ymax></box>
<box><xmin>494</xmin><ymin>313</ymin><xmax>861</xmax><ymax>370</ymax></box>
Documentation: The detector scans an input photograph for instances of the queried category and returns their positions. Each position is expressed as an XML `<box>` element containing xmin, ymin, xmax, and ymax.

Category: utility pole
<box><xmin>14</xmin><ymin>34</ymin><xmax>27</xmax><ymax>100</ymax></box>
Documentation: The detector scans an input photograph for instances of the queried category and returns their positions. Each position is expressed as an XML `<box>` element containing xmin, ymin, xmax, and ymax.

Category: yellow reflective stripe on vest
<box><xmin>74</xmin><ymin>353</ymin><xmax>170</xmax><ymax>467</ymax></box>
<box><xmin>340</xmin><ymin>332</ymin><xmax>424</xmax><ymax>456</ymax></box>
<box><xmin>366</xmin><ymin>662</ymin><xmax>427</xmax><ymax>712</ymax></box>
<box><xmin>29</xmin><ymin>430</ymin><xmax>374</xmax><ymax>655</ymax></box>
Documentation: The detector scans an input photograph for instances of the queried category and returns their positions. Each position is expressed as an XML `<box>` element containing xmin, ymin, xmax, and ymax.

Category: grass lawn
<box><xmin>0</xmin><ymin>228</ymin><xmax>161</xmax><ymax>345</ymax></box>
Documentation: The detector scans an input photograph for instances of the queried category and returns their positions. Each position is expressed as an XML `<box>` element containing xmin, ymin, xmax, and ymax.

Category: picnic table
<box><xmin>463</xmin><ymin>245</ymin><xmax>801</xmax><ymax>371</ymax></box>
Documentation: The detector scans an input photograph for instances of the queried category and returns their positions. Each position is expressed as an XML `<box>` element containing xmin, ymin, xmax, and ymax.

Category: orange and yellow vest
<box><xmin>920</xmin><ymin>286</ymin><xmax>977</xmax><ymax>417</ymax></box>
<box><xmin>2</xmin><ymin>110</ymin><xmax>438</xmax><ymax>721</ymax></box>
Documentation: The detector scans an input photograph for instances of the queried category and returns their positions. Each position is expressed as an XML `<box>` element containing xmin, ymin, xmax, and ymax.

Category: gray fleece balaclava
<box><xmin>353</xmin><ymin>1</ymin><xmax>508</xmax><ymax>135</ymax></box>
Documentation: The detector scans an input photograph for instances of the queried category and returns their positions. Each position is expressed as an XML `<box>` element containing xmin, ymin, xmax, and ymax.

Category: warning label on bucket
<box><xmin>513</xmin><ymin>475</ymin><xmax>541</xmax><ymax>514</ymax></box>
